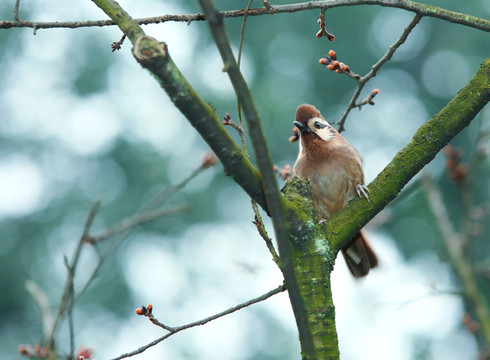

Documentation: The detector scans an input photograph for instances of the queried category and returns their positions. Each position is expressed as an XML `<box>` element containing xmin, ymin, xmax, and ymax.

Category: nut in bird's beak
<box><xmin>293</xmin><ymin>121</ymin><xmax>311</xmax><ymax>134</ymax></box>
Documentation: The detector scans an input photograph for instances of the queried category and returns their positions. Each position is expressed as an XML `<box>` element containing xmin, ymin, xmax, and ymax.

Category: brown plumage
<box><xmin>292</xmin><ymin>104</ymin><xmax>377</xmax><ymax>278</ymax></box>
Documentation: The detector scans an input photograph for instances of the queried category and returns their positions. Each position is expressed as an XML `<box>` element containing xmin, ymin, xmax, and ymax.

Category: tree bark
<box><xmin>89</xmin><ymin>0</ymin><xmax>490</xmax><ymax>357</ymax></box>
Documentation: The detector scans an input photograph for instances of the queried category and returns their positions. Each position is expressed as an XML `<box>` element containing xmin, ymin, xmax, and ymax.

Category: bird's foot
<box><xmin>319</xmin><ymin>219</ymin><xmax>327</xmax><ymax>224</ymax></box>
<box><xmin>356</xmin><ymin>184</ymin><xmax>370</xmax><ymax>202</ymax></box>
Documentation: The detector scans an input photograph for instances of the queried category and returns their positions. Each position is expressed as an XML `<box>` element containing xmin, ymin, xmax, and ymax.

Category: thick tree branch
<box><xmin>89</xmin><ymin>0</ymin><xmax>268</xmax><ymax>212</ymax></box>
<box><xmin>2</xmin><ymin>1</ymin><xmax>489</xmax><ymax>32</ymax></box>
<box><xmin>197</xmin><ymin>1</ymin><xmax>318</xmax><ymax>358</ymax></box>
<box><xmin>90</xmin><ymin>0</ymin><xmax>143</xmax><ymax>45</ymax></box>
<box><xmin>328</xmin><ymin>58</ymin><xmax>490</xmax><ymax>252</ymax></box>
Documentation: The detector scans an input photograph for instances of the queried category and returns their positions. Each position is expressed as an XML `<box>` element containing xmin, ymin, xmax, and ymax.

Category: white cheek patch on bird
<box><xmin>307</xmin><ymin>117</ymin><xmax>334</xmax><ymax>142</ymax></box>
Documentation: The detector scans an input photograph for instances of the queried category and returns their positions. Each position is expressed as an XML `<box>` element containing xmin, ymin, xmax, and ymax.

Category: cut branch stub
<box><xmin>132</xmin><ymin>35</ymin><xmax>167</xmax><ymax>63</ymax></box>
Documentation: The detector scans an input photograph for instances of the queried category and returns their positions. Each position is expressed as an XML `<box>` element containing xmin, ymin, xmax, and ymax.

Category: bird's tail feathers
<box><xmin>341</xmin><ymin>229</ymin><xmax>377</xmax><ymax>278</ymax></box>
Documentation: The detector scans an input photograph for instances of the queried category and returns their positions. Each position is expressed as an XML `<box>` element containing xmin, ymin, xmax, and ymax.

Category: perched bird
<box><xmin>292</xmin><ymin>104</ymin><xmax>377</xmax><ymax>277</ymax></box>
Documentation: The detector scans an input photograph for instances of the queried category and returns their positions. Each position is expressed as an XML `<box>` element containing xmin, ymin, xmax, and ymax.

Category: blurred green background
<box><xmin>0</xmin><ymin>1</ymin><xmax>488</xmax><ymax>359</ymax></box>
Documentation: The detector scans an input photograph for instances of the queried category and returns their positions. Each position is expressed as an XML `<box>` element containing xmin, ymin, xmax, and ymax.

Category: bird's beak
<box><xmin>293</xmin><ymin>121</ymin><xmax>311</xmax><ymax>134</ymax></box>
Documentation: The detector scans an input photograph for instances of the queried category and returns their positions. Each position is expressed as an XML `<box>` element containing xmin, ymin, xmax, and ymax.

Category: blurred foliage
<box><xmin>0</xmin><ymin>0</ymin><xmax>488</xmax><ymax>359</ymax></box>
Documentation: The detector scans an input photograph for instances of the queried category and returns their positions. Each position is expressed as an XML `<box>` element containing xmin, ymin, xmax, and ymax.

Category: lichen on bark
<box><xmin>282</xmin><ymin>177</ymin><xmax>340</xmax><ymax>360</ymax></box>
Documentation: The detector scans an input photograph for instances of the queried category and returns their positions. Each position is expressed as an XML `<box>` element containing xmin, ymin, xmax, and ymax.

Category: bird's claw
<box><xmin>319</xmin><ymin>219</ymin><xmax>327</xmax><ymax>224</ymax></box>
<box><xmin>356</xmin><ymin>184</ymin><xmax>370</xmax><ymax>202</ymax></box>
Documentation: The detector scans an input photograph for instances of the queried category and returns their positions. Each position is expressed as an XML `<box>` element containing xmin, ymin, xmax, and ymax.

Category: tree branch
<box><xmin>197</xmin><ymin>1</ymin><xmax>319</xmax><ymax>358</ymax></box>
<box><xmin>46</xmin><ymin>200</ymin><xmax>101</xmax><ymax>350</ymax></box>
<box><xmin>89</xmin><ymin>0</ymin><xmax>268</xmax><ymax>212</ymax></box>
<box><xmin>25</xmin><ymin>281</ymin><xmax>53</xmax><ymax>343</ymax></box>
<box><xmin>336</xmin><ymin>13</ymin><xmax>422</xmax><ymax>132</ymax></box>
<box><xmin>2</xmin><ymin>1</ymin><xmax>489</xmax><ymax>32</ymax></box>
<box><xmin>90</xmin><ymin>204</ymin><xmax>191</xmax><ymax>243</ymax></box>
<box><xmin>111</xmin><ymin>285</ymin><xmax>286</xmax><ymax>360</ymax></box>
<box><xmin>328</xmin><ymin>57</ymin><xmax>490</xmax><ymax>252</ymax></box>
<box><xmin>13</xmin><ymin>0</ymin><xmax>21</xmax><ymax>21</ymax></box>
<box><xmin>421</xmin><ymin>174</ymin><xmax>490</xmax><ymax>347</ymax></box>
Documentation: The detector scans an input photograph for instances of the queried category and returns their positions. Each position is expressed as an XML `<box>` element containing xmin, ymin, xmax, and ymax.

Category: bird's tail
<box><xmin>341</xmin><ymin>229</ymin><xmax>378</xmax><ymax>278</ymax></box>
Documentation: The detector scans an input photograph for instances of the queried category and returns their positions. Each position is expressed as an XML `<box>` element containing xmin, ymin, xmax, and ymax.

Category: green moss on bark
<box><xmin>282</xmin><ymin>177</ymin><xmax>340</xmax><ymax>360</ymax></box>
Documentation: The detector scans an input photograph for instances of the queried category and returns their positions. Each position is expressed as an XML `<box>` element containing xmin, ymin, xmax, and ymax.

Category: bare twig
<box><xmin>25</xmin><ymin>281</ymin><xmax>53</xmax><ymax>342</ymax></box>
<box><xmin>316</xmin><ymin>8</ymin><xmax>335</xmax><ymax>40</ymax></box>
<box><xmin>222</xmin><ymin>113</ymin><xmax>246</xmax><ymax>147</ymax></box>
<box><xmin>140</xmin><ymin>156</ymin><xmax>213</xmax><ymax>213</ymax></box>
<box><xmin>233</xmin><ymin>2</ymin><xmax>281</xmax><ymax>266</ymax></box>
<box><xmin>46</xmin><ymin>159</ymin><xmax>203</xmax><ymax>350</ymax></box>
<box><xmin>261</xmin><ymin>0</ymin><xmax>273</xmax><ymax>11</ymax></box>
<box><xmin>379</xmin><ymin>288</ymin><xmax>462</xmax><ymax>308</ymax></box>
<box><xmin>421</xmin><ymin>174</ymin><xmax>490</xmax><ymax>347</ymax></box>
<box><xmin>13</xmin><ymin>0</ymin><xmax>21</xmax><ymax>21</ymax></box>
<box><xmin>238</xmin><ymin>0</ymin><xmax>253</xmax><ymax>69</ymax></box>
<box><xmin>235</xmin><ymin>0</ymin><xmax>253</xmax><ymax>158</ymax></box>
<box><xmin>78</xmin><ymin>154</ymin><xmax>216</xmax><ymax>302</ymax></box>
<box><xmin>89</xmin><ymin>204</ymin><xmax>191</xmax><ymax>243</ymax></box>
<box><xmin>112</xmin><ymin>284</ymin><xmax>286</xmax><ymax>360</ymax></box>
<box><xmin>44</xmin><ymin>154</ymin><xmax>213</xmax><ymax>353</ymax></box>
<box><xmin>76</xmin><ymin>157</ymin><xmax>214</xmax><ymax>300</ymax></box>
<box><xmin>111</xmin><ymin>34</ymin><xmax>126</xmax><ymax>51</ymax></box>
<box><xmin>67</xmin><ymin>295</ymin><xmax>75</xmax><ymax>360</ymax></box>
<box><xmin>135</xmin><ymin>304</ymin><xmax>175</xmax><ymax>332</ymax></box>
<box><xmin>335</xmin><ymin>14</ymin><xmax>422</xmax><ymax>132</ymax></box>
<box><xmin>46</xmin><ymin>200</ymin><xmax>101</xmax><ymax>350</ymax></box>
<box><xmin>214</xmin><ymin>0</ymin><xmax>281</xmax><ymax>271</ymax></box>
<box><xmin>1</xmin><ymin>1</ymin><xmax>488</xmax><ymax>32</ymax></box>
<box><xmin>253</xmin><ymin>213</ymin><xmax>281</xmax><ymax>265</ymax></box>
<box><xmin>354</xmin><ymin>88</ymin><xmax>379</xmax><ymax>108</ymax></box>
<box><xmin>319</xmin><ymin>49</ymin><xmax>359</xmax><ymax>79</ymax></box>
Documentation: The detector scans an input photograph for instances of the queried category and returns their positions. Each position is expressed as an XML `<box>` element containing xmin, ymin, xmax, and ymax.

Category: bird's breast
<box><xmin>293</xmin><ymin>151</ymin><xmax>364</xmax><ymax>219</ymax></box>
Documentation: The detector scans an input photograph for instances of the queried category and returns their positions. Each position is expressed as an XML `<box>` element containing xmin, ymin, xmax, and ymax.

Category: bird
<box><xmin>292</xmin><ymin>104</ymin><xmax>377</xmax><ymax>278</ymax></box>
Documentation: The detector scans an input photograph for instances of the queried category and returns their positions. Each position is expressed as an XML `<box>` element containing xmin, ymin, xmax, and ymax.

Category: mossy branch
<box><xmin>90</xmin><ymin>0</ymin><xmax>143</xmax><ymax>45</ymax></box>
<box><xmin>198</xmin><ymin>1</ymin><xmax>319</xmax><ymax>358</ymax></box>
<box><xmin>90</xmin><ymin>0</ymin><xmax>268</xmax><ymax>212</ymax></box>
<box><xmin>282</xmin><ymin>178</ymin><xmax>340</xmax><ymax>360</ymax></box>
<box><xmin>328</xmin><ymin>57</ymin><xmax>490</xmax><ymax>252</ymax></box>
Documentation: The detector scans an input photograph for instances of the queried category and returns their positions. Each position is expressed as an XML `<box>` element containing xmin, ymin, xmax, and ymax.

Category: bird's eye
<box><xmin>314</xmin><ymin>121</ymin><xmax>321</xmax><ymax>129</ymax></box>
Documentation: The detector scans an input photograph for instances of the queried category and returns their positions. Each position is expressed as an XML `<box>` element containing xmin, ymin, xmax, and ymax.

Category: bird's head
<box><xmin>293</xmin><ymin>104</ymin><xmax>335</xmax><ymax>143</ymax></box>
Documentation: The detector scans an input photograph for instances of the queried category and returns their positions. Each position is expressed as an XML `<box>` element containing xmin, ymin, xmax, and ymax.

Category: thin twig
<box><xmin>46</xmin><ymin>200</ymin><xmax>101</xmax><ymax>349</ymax></box>
<box><xmin>112</xmin><ymin>284</ymin><xmax>286</xmax><ymax>360</ymax></box>
<box><xmin>233</xmin><ymin>0</ymin><xmax>280</xmax><ymax>268</ymax></box>
<box><xmin>141</xmin><ymin>164</ymin><xmax>207</xmax><ymax>213</ymax></box>
<box><xmin>261</xmin><ymin>0</ymin><xmax>273</xmax><ymax>11</ymax></box>
<box><xmin>90</xmin><ymin>204</ymin><xmax>191</xmax><ymax>243</ymax></box>
<box><xmin>25</xmin><ymin>280</ymin><xmax>53</xmax><ymax>343</ymax></box>
<box><xmin>379</xmin><ymin>288</ymin><xmax>462</xmax><ymax>308</ymax></box>
<box><xmin>237</xmin><ymin>0</ymin><xmax>253</xmax><ymax>70</ymax></box>
<box><xmin>67</xmin><ymin>295</ymin><xmax>75</xmax><ymax>360</ymax></box>
<box><xmin>336</xmin><ymin>13</ymin><xmax>422</xmax><ymax>132</ymax></box>
<box><xmin>235</xmin><ymin>0</ymin><xmax>253</xmax><ymax>157</ymax></box>
<box><xmin>13</xmin><ymin>0</ymin><xmax>21</xmax><ymax>21</ymax></box>
<box><xmin>253</xmin><ymin>210</ymin><xmax>281</xmax><ymax>265</ymax></box>
<box><xmin>75</xmin><ymin>158</ymin><xmax>214</xmax><ymax>301</ymax></box>
<box><xmin>421</xmin><ymin>174</ymin><xmax>490</xmax><ymax>347</ymax></box>
<box><xmin>76</xmin><ymin>204</ymin><xmax>185</xmax><ymax>302</ymax></box>
<box><xmin>1</xmin><ymin>1</ymin><xmax>488</xmax><ymax>32</ymax></box>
